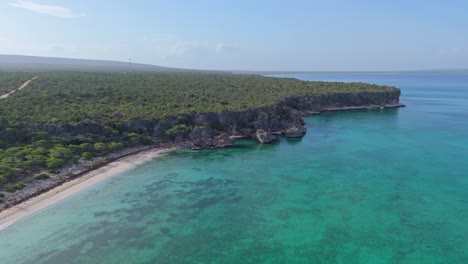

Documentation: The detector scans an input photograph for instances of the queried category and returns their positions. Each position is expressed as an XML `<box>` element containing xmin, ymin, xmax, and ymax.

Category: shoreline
<box><xmin>0</xmin><ymin>103</ymin><xmax>405</xmax><ymax>231</ymax></box>
<box><xmin>0</xmin><ymin>145</ymin><xmax>180</xmax><ymax>231</ymax></box>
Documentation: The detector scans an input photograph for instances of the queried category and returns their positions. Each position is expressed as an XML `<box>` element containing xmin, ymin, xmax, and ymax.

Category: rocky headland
<box><xmin>31</xmin><ymin>90</ymin><xmax>403</xmax><ymax>149</ymax></box>
<box><xmin>144</xmin><ymin>90</ymin><xmax>403</xmax><ymax>148</ymax></box>
<box><xmin>0</xmin><ymin>90</ymin><xmax>403</xmax><ymax>211</ymax></box>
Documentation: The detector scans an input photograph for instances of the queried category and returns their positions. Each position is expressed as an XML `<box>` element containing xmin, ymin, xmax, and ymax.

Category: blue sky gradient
<box><xmin>1</xmin><ymin>0</ymin><xmax>468</xmax><ymax>70</ymax></box>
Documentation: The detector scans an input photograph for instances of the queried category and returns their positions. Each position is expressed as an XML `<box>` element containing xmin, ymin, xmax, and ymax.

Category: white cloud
<box><xmin>9</xmin><ymin>1</ymin><xmax>84</xmax><ymax>18</ymax></box>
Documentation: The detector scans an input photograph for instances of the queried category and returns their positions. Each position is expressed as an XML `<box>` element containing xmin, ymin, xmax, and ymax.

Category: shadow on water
<box><xmin>166</xmin><ymin>109</ymin><xmax>403</xmax><ymax>163</ymax></box>
<box><xmin>254</xmin><ymin>139</ymin><xmax>280</xmax><ymax>151</ymax></box>
<box><xmin>311</xmin><ymin>107</ymin><xmax>401</xmax><ymax>120</ymax></box>
<box><xmin>305</xmin><ymin>108</ymin><xmax>402</xmax><ymax>128</ymax></box>
<box><xmin>171</xmin><ymin>138</ymin><xmax>281</xmax><ymax>161</ymax></box>
<box><xmin>282</xmin><ymin>137</ymin><xmax>303</xmax><ymax>145</ymax></box>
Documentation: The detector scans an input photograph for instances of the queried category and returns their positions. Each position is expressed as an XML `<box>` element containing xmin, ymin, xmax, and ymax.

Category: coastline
<box><xmin>0</xmin><ymin>145</ymin><xmax>180</xmax><ymax>231</ymax></box>
<box><xmin>0</xmin><ymin>102</ymin><xmax>405</xmax><ymax>231</ymax></box>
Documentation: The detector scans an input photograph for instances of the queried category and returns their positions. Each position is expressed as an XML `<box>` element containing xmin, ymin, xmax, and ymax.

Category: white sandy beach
<box><xmin>0</xmin><ymin>147</ymin><xmax>177</xmax><ymax>231</ymax></box>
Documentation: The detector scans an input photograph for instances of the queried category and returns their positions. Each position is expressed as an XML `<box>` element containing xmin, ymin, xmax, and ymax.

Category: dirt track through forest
<box><xmin>0</xmin><ymin>77</ymin><xmax>37</xmax><ymax>99</ymax></box>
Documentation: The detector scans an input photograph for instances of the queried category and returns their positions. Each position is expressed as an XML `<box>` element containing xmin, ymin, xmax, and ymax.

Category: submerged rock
<box><xmin>255</xmin><ymin>129</ymin><xmax>276</xmax><ymax>144</ymax></box>
<box><xmin>367</xmin><ymin>104</ymin><xmax>383</xmax><ymax>110</ymax></box>
<box><xmin>212</xmin><ymin>133</ymin><xmax>235</xmax><ymax>148</ymax></box>
<box><xmin>285</xmin><ymin>125</ymin><xmax>307</xmax><ymax>138</ymax></box>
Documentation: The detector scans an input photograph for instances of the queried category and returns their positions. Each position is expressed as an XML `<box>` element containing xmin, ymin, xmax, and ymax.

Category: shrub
<box><xmin>139</xmin><ymin>136</ymin><xmax>153</xmax><ymax>145</ymax></box>
<box><xmin>34</xmin><ymin>173</ymin><xmax>50</xmax><ymax>180</ymax></box>
<box><xmin>164</xmin><ymin>124</ymin><xmax>191</xmax><ymax>140</ymax></box>
<box><xmin>5</xmin><ymin>186</ymin><xmax>15</xmax><ymax>193</ymax></box>
<box><xmin>6</xmin><ymin>183</ymin><xmax>27</xmax><ymax>192</ymax></box>
<box><xmin>108</xmin><ymin>142</ymin><xmax>124</xmax><ymax>151</ymax></box>
<box><xmin>93</xmin><ymin>142</ymin><xmax>107</xmax><ymax>153</ymax></box>
<box><xmin>81</xmin><ymin>152</ymin><xmax>94</xmax><ymax>160</ymax></box>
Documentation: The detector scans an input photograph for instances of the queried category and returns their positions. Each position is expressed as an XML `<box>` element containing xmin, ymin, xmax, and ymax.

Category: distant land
<box><xmin>234</xmin><ymin>69</ymin><xmax>468</xmax><ymax>75</ymax></box>
<box><xmin>0</xmin><ymin>54</ymin><xmax>197</xmax><ymax>72</ymax></box>
<box><xmin>1</xmin><ymin>54</ymin><xmax>467</xmax><ymax>73</ymax></box>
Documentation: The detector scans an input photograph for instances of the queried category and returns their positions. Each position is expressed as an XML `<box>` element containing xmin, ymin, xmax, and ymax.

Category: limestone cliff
<box><xmin>27</xmin><ymin>90</ymin><xmax>403</xmax><ymax>148</ymax></box>
<box><xmin>152</xmin><ymin>90</ymin><xmax>403</xmax><ymax>147</ymax></box>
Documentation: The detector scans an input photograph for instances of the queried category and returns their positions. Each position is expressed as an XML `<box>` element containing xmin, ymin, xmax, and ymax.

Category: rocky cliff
<box><xmin>179</xmin><ymin>90</ymin><xmax>403</xmax><ymax>148</ymax></box>
<box><xmin>139</xmin><ymin>89</ymin><xmax>402</xmax><ymax>149</ymax></box>
<box><xmin>26</xmin><ymin>90</ymin><xmax>403</xmax><ymax>149</ymax></box>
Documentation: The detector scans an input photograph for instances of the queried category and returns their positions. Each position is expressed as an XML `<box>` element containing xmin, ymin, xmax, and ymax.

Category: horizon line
<box><xmin>1</xmin><ymin>53</ymin><xmax>467</xmax><ymax>73</ymax></box>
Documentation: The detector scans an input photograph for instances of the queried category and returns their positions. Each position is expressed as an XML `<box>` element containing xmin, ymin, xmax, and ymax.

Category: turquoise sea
<box><xmin>1</xmin><ymin>73</ymin><xmax>468</xmax><ymax>263</ymax></box>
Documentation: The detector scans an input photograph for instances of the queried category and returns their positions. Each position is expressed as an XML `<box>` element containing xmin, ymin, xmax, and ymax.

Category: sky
<box><xmin>1</xmin><ymin>0</ymin><xmax>468</xmax><ymax>71</ymax></box>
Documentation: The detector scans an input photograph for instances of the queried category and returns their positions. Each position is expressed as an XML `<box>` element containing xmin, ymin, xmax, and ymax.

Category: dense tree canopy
<box><xmin>0</xmin><ymin>72</ymin><xmax>398</xmax><ymax>186</ymax></box>
<box><xmin>0</xmin><ymin>72</ymin><xmax>35</xmax><ymax>94</ymax></box>
<box><xmin>0</xmin><ymin>72</ymin><xmax>396</xmax><ymax>123</ymax></box>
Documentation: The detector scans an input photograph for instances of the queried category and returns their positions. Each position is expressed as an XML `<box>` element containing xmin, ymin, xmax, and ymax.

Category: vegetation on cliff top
<box><xmin>0</xmin><ymin>72</ymin><xmax>399</xmax><ymax>185</ymax></box>
<box><xmin>1</xmin><ymin>72</ymin><xmax>397</xmax><ymax>123</ymax></box>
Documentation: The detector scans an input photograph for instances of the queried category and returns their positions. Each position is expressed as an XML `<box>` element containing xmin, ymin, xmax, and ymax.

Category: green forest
<box><xmin>0</xmin><ymin>72</ymin><xmax>35</xmax><ymax>94</ymax></box>
<box><xmin>0</xmin><ymin>72</ymin><xmax>398</xmax><ymax>188</ymax></box>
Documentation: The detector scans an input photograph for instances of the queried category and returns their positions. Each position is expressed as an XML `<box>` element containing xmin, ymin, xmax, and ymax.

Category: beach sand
<box><xmin>0</xmin><ymin>147</ymin><xmax>177</xmax><ymax>231</ymax></box>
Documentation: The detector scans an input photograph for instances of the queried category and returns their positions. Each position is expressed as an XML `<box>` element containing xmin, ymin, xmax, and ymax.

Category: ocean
<box><xmin>1</xmin><ymin>72</ymin><xmax>467</xmax><ymax>263</ymax></box>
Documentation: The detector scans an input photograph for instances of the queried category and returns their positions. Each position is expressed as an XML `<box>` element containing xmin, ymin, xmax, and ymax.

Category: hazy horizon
<box><xmin>2</xmin><ymin>0</ymin><xmax>468</xmax><ymax>71</ymax></box>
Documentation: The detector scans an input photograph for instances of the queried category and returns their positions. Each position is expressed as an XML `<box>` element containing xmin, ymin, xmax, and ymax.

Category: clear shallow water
<box><xmin>1</xmin><ymin>73</ymin><xmax>468</xmax><ymax>263</ymax></box>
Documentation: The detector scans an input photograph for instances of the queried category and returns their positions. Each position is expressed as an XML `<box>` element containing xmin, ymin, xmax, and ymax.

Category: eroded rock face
<box><xmin>26</xmin><ymin>91</ymin><xmax>401</xmax><ymax>149</ymax></box>
<box><xmin>240</xmin><ymin>128</ymin><xmax>255</xmax><ymax>137</ymax></box>
<box><xmin>189</xmin><ymin>128</ymin><xmax>234</xmax><ymax>149</ymax></box>
<box><xmin>285</xmin><ymin>125</ymin><xmax>307</xmax><ymax>138</ymax></box>
<box><xmin>189</xmin><ymin>126</ymin><xmax>213</xmax><ymax>147</ymax></box>
<box><xmin>255</xmin><ymin>129</ymin><xmax>276</xmax><ymax>144</ymax></box>
<box><xmin>212</xmin><ymin>133</ymin><xmax>235</xmax><ymax>148</ymax></box>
